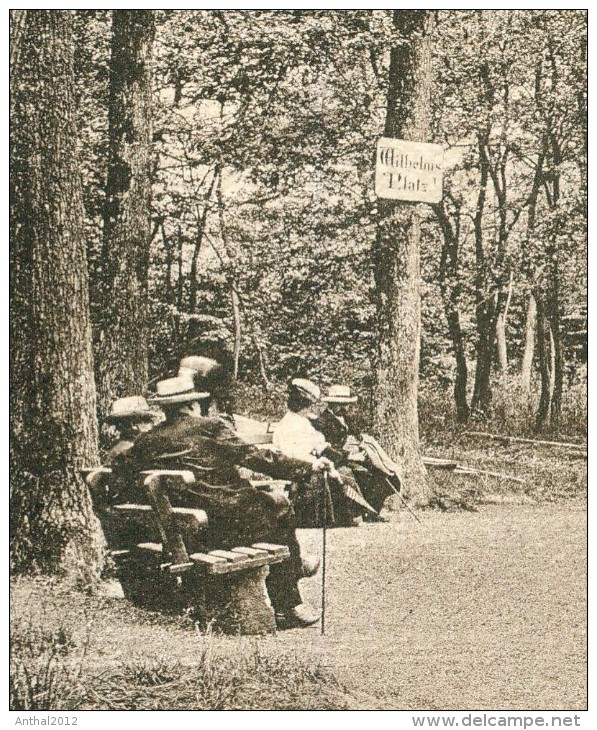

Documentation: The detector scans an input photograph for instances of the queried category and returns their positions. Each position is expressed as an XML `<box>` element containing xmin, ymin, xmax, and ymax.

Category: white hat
<box><xmin>149</xmin><ymin>376</ymin><xmax>210</xmax><ymax>406</ymax></box>
<box><xmin>323</xmin><ymin>385</ymin><xmax>358</xmax><ymax>403</ymax></box>
<box><xmin>105</xmin><ymin>396</ymin><xmax>154</xmax><ymax>423</ymax></box>
<box><xmin>290</xmin><ymin>378</ymin><xmax>321</xmax><ymax>403</ymax></box>
<box><xmin>178</xmin><ymin>355</ymin><xmax>219</xmax><ymax>377</ymax></box>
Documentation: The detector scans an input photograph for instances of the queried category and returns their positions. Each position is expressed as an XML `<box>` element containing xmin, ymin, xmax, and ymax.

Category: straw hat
<box><xmin>104</xmin><ymin>396</ymin><xmax>154</xmax><ymax>423</ymax></box>
<box><xmin>322</xmin><ymin>385</ymin><xmax>358</xmax><ymax>404</ymax></box>
<box><xmin>148</xmin><ymin>376</ymin><xmax>210</xmax><ymax>406</ymax></box>
<box><xmin>178</xmin><ymin>355</ymin><xmax>219</xmax><ymax>377</ymax></box>
<box><xmin>290</xmin><ymin>378</ymin><xmax>321</xmax><ymax>403</ymax></box>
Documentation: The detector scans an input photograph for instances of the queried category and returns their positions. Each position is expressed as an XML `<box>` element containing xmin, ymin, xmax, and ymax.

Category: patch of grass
<box><xmin>77</xmin><ymin>642</ymin><xmax>346</xmax><ymax>710</ymax></box>
<box><xmin>10</xmin><ymin>589</ymin><xmax>91</xmax><ymax>710</ymax></box>
<box><xmin>10</xmin><ymin>578</ymin><xmax>349</xmax><ymax>711</ymax></box>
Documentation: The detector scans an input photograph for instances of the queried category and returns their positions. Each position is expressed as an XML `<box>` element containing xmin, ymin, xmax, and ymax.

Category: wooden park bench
<box><xmin>82</xmin><ymin>467</ymin><xmax>290</xmax><ymax>635</ymax></box>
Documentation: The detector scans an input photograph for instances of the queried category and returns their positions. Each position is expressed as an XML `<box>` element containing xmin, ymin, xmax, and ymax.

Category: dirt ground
<box><xmin>288</xmin><ymin>502</ymin><xmax>587</xmax><ymax>710</ymax></box>
<box><xmin>11</xmin><ymin>502</ymin><xmax>586</xmax><ymax>710</ymax></box>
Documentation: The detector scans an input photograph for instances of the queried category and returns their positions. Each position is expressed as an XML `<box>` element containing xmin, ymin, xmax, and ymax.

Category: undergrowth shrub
<box><xmin>10</xmin><ymin>608</ymin><xmax>90</xmax><ymax>710</ymax></box>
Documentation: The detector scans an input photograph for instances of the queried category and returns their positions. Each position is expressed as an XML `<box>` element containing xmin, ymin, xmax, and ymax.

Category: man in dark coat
<box><xmin>313</xmin><ymin>385</ymin><xmax>395</xmax><ymax>521</ymax></box>
<box><xmin>104</xmin><ymin>395</ymin><xmax>156</xmax><ymax>465</ymax></box>
<box><xmin>113</xmin><ymin>371</ymin><xmax>324</xmax><ymax>628</ymax></box>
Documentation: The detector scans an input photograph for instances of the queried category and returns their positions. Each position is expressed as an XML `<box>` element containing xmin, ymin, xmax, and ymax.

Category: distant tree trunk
<box><xmin>231</xmin><ymin>287</ymin><xmax>242</xmax><ymax>380</ymax></box>
<box><xmin>435</xmin><ymin>201</ymin><xmax>469</xmax><ymax>422</ymax></box>
<box><xmin>535</xmin><ymin>294</ymin><xmax>552</xmax><ymax>431</ymax></box>
<box><xmin>373</xmin><ymin>10</ymin><xmax>433</xmax><ymax>505</ymax></box>
<box><xmin>10</xmin><ymin>10</ymin><xmax>103</xmax><ymax>576</ymax></box>
<box><xmin>495</xmin><ymin>271</ymin><xmax>513</xmax><ymax>375</ymax></box>
<box><xmin>253</xmin><ymin>335</ymin><xmax>272</xmax><ymax>391</ymax></box>
<box><xmin>97</xmin><ymin>10</ymin><xmax>155</xmax><ymax>416</ymax></box>
<box><xmin>188</xmin><ymin>166</ymin><xmax>220</xmax><ymax>313</ymax></box>
<box><xmin>520</xmin><ymin>292</ymin><xmax>537</xmax><ymax>395</ymax></box>
<box><xmin>469</xmin><ymin>125</ymin><xmax>493</xmax><ymax>414</ymax></box>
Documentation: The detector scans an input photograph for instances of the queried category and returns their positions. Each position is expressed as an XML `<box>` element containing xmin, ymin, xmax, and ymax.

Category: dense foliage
<box><xmin>74</xmin><ymin>9</ymin><xmax>585</xmax><ymax>429</ymax></box>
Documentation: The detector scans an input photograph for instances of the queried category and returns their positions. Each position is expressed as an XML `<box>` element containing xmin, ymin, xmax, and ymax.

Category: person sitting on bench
<box><xmin>104</xmin><ymin>395</ymin><xmax>156</xmax><ymax>465</ymax></box>
<box><xmin>313</xmin><ymin>384</ymin><xmax>396</xmax><ymax>521</ymax></box>
<box><xmin>112</xmin><ymin>372</ymin><xmax>324</xmax><ymax>629</ymax></box>
<box><xmin>273</xmin><ymin>378</ymin><xmax>375</xmax><ymax>527</ymax></box>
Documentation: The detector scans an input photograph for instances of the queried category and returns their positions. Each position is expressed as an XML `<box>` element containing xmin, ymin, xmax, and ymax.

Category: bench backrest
<box><xmin>83</xmin><ymin>468</ymin><xmax>208</xmax><ymax>559</ymax></box>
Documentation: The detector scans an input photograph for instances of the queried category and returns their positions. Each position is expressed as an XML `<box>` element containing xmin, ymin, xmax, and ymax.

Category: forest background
<box><xmin>77</xmin><ymin>9</ymin><xmax>586</xmax><ymax>431</ymax></box>
<box><xmin>10</xmin><ymin>9</ymin><xmax>587</xmax><ymax>575</ymax></box>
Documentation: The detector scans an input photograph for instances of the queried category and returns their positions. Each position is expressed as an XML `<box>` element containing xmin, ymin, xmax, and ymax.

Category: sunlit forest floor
<box><xmin>11</xmin><ymin>384</ymin><xmax>587</xmax><ymax>710</ymax></box>
<box><xmin>11</xmin><ymin>502</ymin><xmax>586</xmax><ymax>710</ymax></box>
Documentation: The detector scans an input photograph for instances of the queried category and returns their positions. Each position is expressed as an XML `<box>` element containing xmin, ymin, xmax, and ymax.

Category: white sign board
<box><xmin>375</xmin><ymin>138</ymin><xmax>443</xmax><ymax>203</ymax></box>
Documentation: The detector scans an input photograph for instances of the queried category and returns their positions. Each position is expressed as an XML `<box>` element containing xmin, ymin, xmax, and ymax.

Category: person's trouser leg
<box><xmin>264</xmin><ymin>509</ymin><xmax>303</xmax><ymax>612</ymax></box>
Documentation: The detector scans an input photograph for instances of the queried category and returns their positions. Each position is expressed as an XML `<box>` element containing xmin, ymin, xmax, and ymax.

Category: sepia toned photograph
<box><xmin>9</xmin><ymin>7</ymin><xmax>587</xmax><ymax>716</ymax></box>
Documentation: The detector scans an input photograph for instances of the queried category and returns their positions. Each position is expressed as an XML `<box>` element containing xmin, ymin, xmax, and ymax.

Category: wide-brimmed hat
<box><xmin>178</xmin><ymin>355</ymin><xmax>219</xmax><ymax>377</ymax></box>
<box><xmin>323</xmin><ymin>385</ymin><xmax>358</xmax><ymax>404</ymax></box>
<box><xmin>104</xmin><ymin>396</ymin><xmax>154</xmax><ymax>423</ymax></box>
<box><xmin>148</xmin><ymin>376</ymin><xmax>210</xmax><ymax>406</ymax></box>
<box><xmin>290</xmin><ymin>378</ymin><xmax>321</xmax><ymax>403</ymax></box>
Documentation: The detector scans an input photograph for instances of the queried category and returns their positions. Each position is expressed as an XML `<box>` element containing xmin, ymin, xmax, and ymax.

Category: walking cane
<box><xmin>321</xmin><ymin>470</ymin><xmax>328</xmax><ymax>635</ymax></box>
<box><xmin>383</xmin><ymin>475</ymin><xmax>423</xmax><ymax>525</ymax></box>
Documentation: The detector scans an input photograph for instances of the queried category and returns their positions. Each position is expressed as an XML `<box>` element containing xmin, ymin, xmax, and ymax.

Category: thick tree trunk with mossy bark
<box><xmin>373</xmin><ymin>10</ymin><xmax>433</xmax><ymax>506</ymax></box>
<box><xmin>97</xmin><ymin>10</ymin><xmax>155</xmax><ymax>417</ymax></box>
<box><xmin>10</xmin><ymin>10</ymin><xmax>103</xmax><ymax>577</ymax></box>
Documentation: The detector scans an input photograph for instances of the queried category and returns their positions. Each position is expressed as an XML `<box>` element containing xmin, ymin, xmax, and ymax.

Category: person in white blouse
<box><xmin>272</xmin><ymin>378</ymin><xmax>337</xmax><ymax>473</ymax></box>
<box><xmin>273</xmin><ymin>378</ymin><xmax>373</xmax><ymax>526</ymax></box>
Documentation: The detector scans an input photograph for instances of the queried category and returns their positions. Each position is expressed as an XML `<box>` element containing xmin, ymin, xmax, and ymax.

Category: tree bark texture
<box><xmin>535</xmin><ymin>294</ymin><xmax>552</xmax><ymax>431</ymax></box>
<box><xmin>495</xmin><ymin>272</ymin><xmax>513</xmax><ymax>376</ymax></box>
<box><xmin>372</xmin><ymin>10</ymin><xmax>433</xmax><ymax>505</ymax></box>
<box><xmin>520</xmin><ymin>292</ymin><xmax>537</xmax><ymax>395</ymax></box>
<box><xmin>97</xmin><ymin>10</ymin><xmax>155</xmax><ymax>416</ymax></box>
<box><xmin>436</xmin><ymin>202</ymin><xmax>470</xmax><ymax>422</ymax></box>
<box><xmin>10</xmin><ymin>10</ymin><xmax>103</xmax><ymax>576</ymax></box>
<box><xmin>470</xmin><ymin>129</ymin><xmax>495</xmax><ymax>415</ymax></box>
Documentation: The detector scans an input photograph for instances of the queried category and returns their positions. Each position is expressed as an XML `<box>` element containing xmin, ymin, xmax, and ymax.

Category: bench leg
<box><xmin>191</xmin><ymin>566</ymin><xmax>277</xmax><ymax>635</ymax></box>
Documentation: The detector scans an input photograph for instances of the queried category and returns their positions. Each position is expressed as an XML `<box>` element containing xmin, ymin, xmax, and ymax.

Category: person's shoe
<box><xmin>364</xmin><ymin>513</ymin><xmax>390</xmax><ymax>523</ymax></box>
<box><xmin>300</xmin><ymin>554</ymin><xmax>321</xmax><ymax>578</ymax></box>
<box><xmin>275</xmin><ymin>603</ymin><xmax>321</xmax><ymax>629</ymax></box>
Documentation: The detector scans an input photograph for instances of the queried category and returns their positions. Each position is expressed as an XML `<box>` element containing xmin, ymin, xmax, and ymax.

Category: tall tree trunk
<box><xmin>231</xmin><ymin>287</ymin><xmax>242</xmax><ymax>380</ymax></box>
<box><xmin>449</xmin><ymin>310</ymin><xmax>470</xmax><ymax>422</ymax></box>
<box><xmin>495</xmin><ymin>271</ymin><xmax>513</xmax><ymax>376</ymax></box>
<box><xmin>435</xmin><ymin>202</ymin><xmax>469</xmax><ymax>422</ymax></box>
<box><xmin>188</xmin><ymin>166</ymin><xmax>220</xmax><ymax>314</ymax></box>
<box><xmin>10</xmin><ymin>10</ymin><xmax>27</xmax><ymax>78</ymax></box>
<box><xmin>535</xmin><ymin>294</ymin><xmax>552</xmax><ymax>431</ymax></box>
<box><xmin>520</xmin><ymin>292</ymin><xmax>537</xmax><ymax>396</ymax></box>
<box><xmin>470</xmin><ymin>129</ymin><xmax>493</xmax><ymax>415</ymax></box>
<box><xmin>373</xmin><ymin>10</ymin><xmax>433</xmax><ymax>505</ymax></box>
<box><xmin>97</xmin><ymin>10</ymin><xmax>155</xmax><ymax>417</ymax></box>
<box><xmin>10</xmin><ymin>10</ymin><xmax>103</xmax><ymax>576</ymax></box>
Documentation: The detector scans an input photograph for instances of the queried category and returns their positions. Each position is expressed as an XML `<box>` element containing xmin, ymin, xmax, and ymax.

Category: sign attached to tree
<box><xmin>375</xmin><ymin>138</ymin><xmax>443</xmax><ymax>203</ymax></box>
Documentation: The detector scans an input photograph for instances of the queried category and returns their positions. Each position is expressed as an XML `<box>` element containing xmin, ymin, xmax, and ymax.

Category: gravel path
<box><xmin>285</xmin><ymin>504</ymin><xmax>586</xmax><ymax>710</ymax></box>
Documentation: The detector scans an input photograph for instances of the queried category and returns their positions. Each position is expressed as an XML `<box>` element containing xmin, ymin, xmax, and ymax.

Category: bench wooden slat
<box><xmin>231</xmin><ymin>547</ymin><xmax>269</xmax><ymax>557</ymax></box>
<box><xmin>252</xmin><ymin>542</ymin><xmax>289</xmax><ymax>557</ymax></box>
<box><xmin>169</xmin><ymin>562</ymin><xmax>195</xmax><ymax>574</ymax></box>
<box><xmin>141</xmin><ymin>469</ymin><xmax>195</xmax><ymax>484</ymax></box>
<box><xmin>190</xmin><ymin>552</ymin><xmax>228</xmax><ymax>567</ymax></box>
<box><xmin>135</xmin><ymin>542</ymin><xmax>162</xmax><ymax>553</ymax></box>
<box><xmin>190</xmin><ymin>548</ymin><xmax>289</xmax><ymax>575</ymax></box>
<box><xmin>212</xmin><ymin>553</ymin><xmax>287</xmax><ymax>573</ymax></box>
<box><xmin>107</xmin><ymin>549</ymin><xmax>131</xmax><ymax>559</ymax></box>
<box><xmin>113</xmin><ymin>504</ymin><xmax>208</xmax><ymax>528</ymax></box>
<box><xmin>208</xmin><ymin>549</ymin><xmax>249</xmax><ymax>563</ymax></box>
